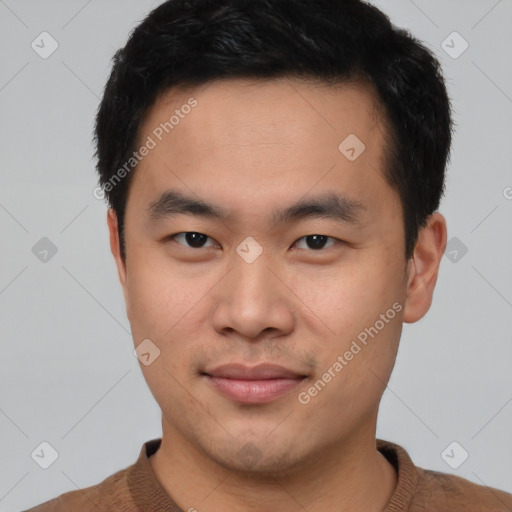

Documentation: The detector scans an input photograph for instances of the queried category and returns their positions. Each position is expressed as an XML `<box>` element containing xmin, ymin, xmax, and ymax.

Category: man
<box><xmin>26</xmin><ymin>0</ymin><xmax>512</xmax><ymax>510</ymax></box>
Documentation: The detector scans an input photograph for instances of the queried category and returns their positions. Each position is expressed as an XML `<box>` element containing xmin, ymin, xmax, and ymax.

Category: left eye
<box><xmin>294</xmin><ymin>235</ymin><xmax>337</xmax><ymax>250</ymax></box>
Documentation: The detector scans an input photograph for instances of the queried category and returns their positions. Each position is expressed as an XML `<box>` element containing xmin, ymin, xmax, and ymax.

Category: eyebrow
<box><xmin>147</xmin><ymin>189</ymin><xmax>365</xmax><ymax>227</ymax></box>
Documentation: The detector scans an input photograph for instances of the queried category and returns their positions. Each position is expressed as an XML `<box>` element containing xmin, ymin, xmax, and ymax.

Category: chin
<box><xmin>203</xmin><ymin>434</ymin><xmax>311</xmax><ymax>477</ymax></box>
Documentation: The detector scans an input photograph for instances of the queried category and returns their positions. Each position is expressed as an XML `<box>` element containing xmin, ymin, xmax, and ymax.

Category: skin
<box><xmin>107</xmin><ymin>77</ymin><xmax>447</xmax><ymax>511</ymax></box>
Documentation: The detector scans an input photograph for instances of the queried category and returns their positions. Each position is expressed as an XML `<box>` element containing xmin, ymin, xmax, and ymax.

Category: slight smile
<box><xmin>202</xmin><ymin>363</ymin><xmax>308</xmax><ymax>404</ymax></box>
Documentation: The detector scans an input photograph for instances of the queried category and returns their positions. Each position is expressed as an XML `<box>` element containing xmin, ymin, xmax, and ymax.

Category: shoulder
<box><xmin>22</xmin><ymin>466</ymin><xmax>138</xmax><ymax>512</ymax></box>
<box><xmin>412</xmin><ymin>466</ymin><xmax>512</xmax><ymax>511</ymax></box>
<box><xmin>377</xmin><ymin>439</ymin><xmax>512</xmax><ymax>512</ymax></box>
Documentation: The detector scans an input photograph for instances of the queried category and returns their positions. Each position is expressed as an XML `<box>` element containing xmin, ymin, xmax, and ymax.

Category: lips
<box><xmin>204</xmin><ymin>363</ymin><xmax>306</xmax><ymax>380</ymax></box>
<box><xmin>202</xmin><ymin>363</ymin><xmax>307</xmax><ymax>404</ymax></box>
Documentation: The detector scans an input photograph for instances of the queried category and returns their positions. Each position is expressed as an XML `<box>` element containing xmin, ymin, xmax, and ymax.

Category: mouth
<box><xmin>201</xmin><ymin>363</ymin><xmax>308</xmax><ymax>404</ymax></box>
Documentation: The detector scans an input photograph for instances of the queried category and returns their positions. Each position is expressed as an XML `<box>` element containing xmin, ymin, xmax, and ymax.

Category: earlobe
<box><xmin>402</xmin><ymin>212</ymin><xmax>447</xmax><ymax>323</ymax></box>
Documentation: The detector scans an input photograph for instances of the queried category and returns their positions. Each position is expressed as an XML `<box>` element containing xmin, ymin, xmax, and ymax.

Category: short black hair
<box><xmin>94</xmin><ymin>0</ymin><xmax>452</xmax><ymax>261</ymax></box>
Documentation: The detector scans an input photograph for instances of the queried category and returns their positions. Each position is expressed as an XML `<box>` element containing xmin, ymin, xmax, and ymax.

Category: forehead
<box><xmin>128</xmin><ymin>77</ymin><xmax>393</xmax><ymax>219</ymax></box>
<box><xmin>140</xmin><ymin>77</ymin><xmax>385</xmax><ymax>145</ymax></box>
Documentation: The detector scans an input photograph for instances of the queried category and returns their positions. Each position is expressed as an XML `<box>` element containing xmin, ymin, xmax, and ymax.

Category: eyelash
<box><xmin>166</xmin><ymin>232</ymin><xmax>340</xmax><ymax>251</ymax></box>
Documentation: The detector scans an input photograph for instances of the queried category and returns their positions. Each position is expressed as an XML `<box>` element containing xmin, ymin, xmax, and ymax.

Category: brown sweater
<box><xmin>24</xmin><ymin>438</ymin><xmax>512</xmax><ymax>512</ymax></box>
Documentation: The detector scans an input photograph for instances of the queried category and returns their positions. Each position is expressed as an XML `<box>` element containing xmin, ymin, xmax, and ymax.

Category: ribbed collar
<box><xmin>127</xmin><ymin>438</ymin><xmax>183</xmax><ymax>511</ymax></box>
<box><xmin>378</xmin><ymin>439</ymin><xmax>418</xmax><ymax>511</ymax></box>
<box><xmin>127</xmin><ymin>438</ymin><xmax>418</xmax><ymax>511</ymax></box>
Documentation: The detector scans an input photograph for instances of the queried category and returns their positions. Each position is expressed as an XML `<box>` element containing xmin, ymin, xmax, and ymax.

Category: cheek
<box><xmin>125</xmin><ymin>259</ymin><xmax>183</xmax><ymax>344</ymax></box>
<box><xmin>125</xmin><ymin>253</ymin><xmax>216</xmax><ymax>375</ymax></box>
<box><xmin>126</xmin><ymin>264</ymin><xmax>203</xmax><ymax>401</ymax></box>
<box><xmin>293</xmin><ymin>258</ymin><xmax>404</xmax><ymax>339</ymax></box>
<box><xmin>303</xmin><ymin>304</ymin><xmax>403</xmax><ymax>428</ymax></box>
<box><xmin>293</xmin><ymin>254</ymin><xmax>404</xmax><ymax>397</ymax></box>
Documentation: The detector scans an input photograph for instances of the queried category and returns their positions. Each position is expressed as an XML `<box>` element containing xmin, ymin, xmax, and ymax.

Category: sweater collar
<box><xmin>127</xmin><ymin>438</ymin><xmax>183</xmax><ymax>511</ymax></box>
<box><xmin>127</xmin><ymin>437</ymin><xmax>418</xmax><ymax>511</ymax></box>
<box><xmin>378</xmin><ymin>439</ymin><xmax>418</xmax><ymax>511</ymax></box>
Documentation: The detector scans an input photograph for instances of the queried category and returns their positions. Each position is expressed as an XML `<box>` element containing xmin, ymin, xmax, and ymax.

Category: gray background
<box><xmin>1</xmin><ymin>0</ymin><xmax>511</xmax><ymax>510</ymax></box>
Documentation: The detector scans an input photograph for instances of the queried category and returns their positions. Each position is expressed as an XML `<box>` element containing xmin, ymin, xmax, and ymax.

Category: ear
<box><xmin>107</xmin><ymin>209</ymin><xmax>129</xmax><ymax>306</ymax></box>
<box><xmin>403</xmin><ymin>212</ymin><xmax>447</xmax><ymax>323</ymax></box>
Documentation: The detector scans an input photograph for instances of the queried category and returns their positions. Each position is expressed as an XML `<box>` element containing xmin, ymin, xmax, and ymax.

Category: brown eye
<box><xmin>294</xmin><ymin>235</ymin><xmax>337</xmax><ymax>250</ymax></box>
<box><xmin>170</xmin><ymin>232</ymin><xmax>217</xmax><ymax>249</ymax></box>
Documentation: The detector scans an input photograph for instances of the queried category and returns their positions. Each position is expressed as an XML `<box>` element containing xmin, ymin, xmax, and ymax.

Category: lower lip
<box><xmin>205</xmin><ymin>376</ymin><xmax>305</xmax><ymax>404</ymax></box>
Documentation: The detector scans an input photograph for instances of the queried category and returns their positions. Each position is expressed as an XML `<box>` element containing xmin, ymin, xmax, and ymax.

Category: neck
<box><xmin>149</xmin><ymin>414</ymin><xmax>397</xmax><ymax>512</ymax></box>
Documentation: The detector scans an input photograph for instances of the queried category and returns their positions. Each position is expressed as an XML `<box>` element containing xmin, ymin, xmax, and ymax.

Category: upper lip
<box><xmin>203</xmin><ymin>363</ymin><xmax>307</xmax><ymax>380</ymax></box>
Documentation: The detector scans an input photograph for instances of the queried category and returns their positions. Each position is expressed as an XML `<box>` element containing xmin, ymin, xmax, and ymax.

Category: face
<box><xmin>109</xmin><ymin>77</ymin><xmax>424</xmax><ymax>474</ymax></box>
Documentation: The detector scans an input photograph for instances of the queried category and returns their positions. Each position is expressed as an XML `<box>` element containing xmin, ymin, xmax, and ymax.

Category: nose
<box><xmin>211</xmin><ymin>251</ymin><xmax>296</xmax><ymax>341</ymax></box>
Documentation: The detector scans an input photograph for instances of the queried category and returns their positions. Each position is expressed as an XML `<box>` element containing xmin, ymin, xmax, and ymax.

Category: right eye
<box><xmin>166</xmin><ymin>232</ymin><xmax>219</xmax><ymax>249</ymax></box>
